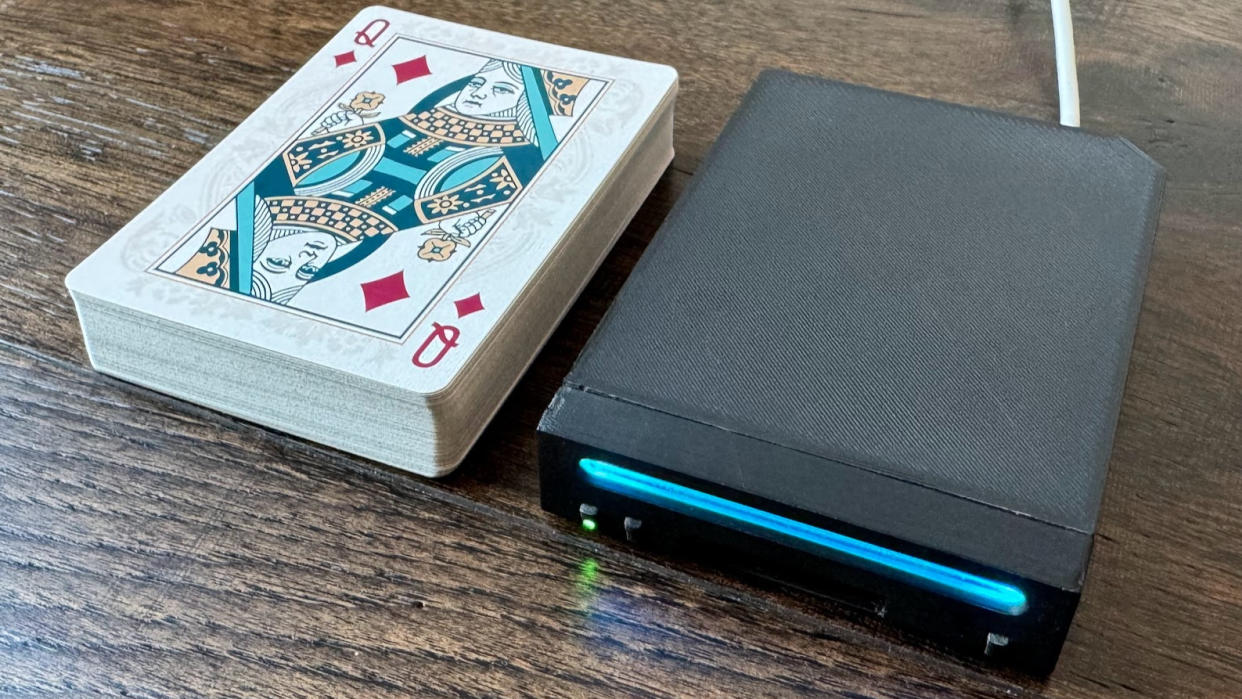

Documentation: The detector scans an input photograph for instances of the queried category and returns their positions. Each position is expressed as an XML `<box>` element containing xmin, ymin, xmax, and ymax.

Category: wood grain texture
<box><xmin>1</xmin><ymin>0</ymin><xmax>1241</xmax><ymax>695</ymax></box>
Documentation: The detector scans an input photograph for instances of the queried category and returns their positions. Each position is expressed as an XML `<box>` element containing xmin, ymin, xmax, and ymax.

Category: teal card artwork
<box><xmin>152</xmin><ymin>36</ymin><xmax>608</xmax><ymax>339</ymax></box>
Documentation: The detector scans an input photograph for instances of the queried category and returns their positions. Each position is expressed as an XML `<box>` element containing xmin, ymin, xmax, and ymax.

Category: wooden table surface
<box><xmin>3</xmin><ymin>0</ymin><xmax>1241</xmax><ymax>695</ymax></box>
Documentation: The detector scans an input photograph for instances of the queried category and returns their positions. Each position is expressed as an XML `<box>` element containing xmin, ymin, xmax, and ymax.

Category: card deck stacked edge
<box><xmin>65</xmin><ymin>7</ymin><xmax>677</xmax><ymax>477</ymax></box>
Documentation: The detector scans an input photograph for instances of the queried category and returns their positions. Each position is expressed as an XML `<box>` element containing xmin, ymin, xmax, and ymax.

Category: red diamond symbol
<box><xmin>360</xmin><ymin>271</ymin><xmax>409</xmax><ymax>312</ymax></box>
<box><xmin>393</xmin><ymin>55</ymin><xmax>431</xmax><ymax>84</ymax></box>
<box><xmin>334</xmin><ymin>50</ymin><xmax>357</xmax><ymax>67</ymax></box>
<box><xmin>453</xmin><ymin>293</ymin><xmax>484</xmax><ymax>318</ymax></box>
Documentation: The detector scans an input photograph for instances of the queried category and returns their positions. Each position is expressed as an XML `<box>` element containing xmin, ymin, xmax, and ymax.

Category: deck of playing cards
<box><xmin>65</xmin><ymin>7</ymin><xmax>677</xmax><ymax>476</ymax></box>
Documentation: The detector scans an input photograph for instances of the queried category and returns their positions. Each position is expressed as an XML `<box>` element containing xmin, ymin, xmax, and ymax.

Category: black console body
<box><xmin>539</xmin><ymin>70</ymin><xmax>1164</xmax><ymax>674</ymax></box>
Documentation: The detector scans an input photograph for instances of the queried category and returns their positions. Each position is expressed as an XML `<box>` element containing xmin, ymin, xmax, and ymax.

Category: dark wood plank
<box><xmin>2</xmin><ymin>0</ymin><xmax>1241</xmax><ymax>695</ymax></box>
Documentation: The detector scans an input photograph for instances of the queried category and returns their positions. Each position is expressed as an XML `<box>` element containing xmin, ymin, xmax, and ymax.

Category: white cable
<box><xmin>1050</xmin><ymin>0</ymin><xmax>1081</xmax><ymax>127</ymax></box>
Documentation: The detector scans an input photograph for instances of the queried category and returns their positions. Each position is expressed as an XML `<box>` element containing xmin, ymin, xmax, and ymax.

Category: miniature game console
<box><xmin>539</xmin><ymin>70</ymin><xmax>1164</xmax><ymax>673</ymax></box>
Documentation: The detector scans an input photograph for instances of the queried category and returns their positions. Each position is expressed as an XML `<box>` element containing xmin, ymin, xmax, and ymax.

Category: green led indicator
<box><xmin>581</xmin><ymin>518</ymin><xmax>597</xmax><ymax>532</ymax></box>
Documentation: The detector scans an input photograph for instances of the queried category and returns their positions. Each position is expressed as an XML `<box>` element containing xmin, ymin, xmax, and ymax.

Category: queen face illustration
<box><xmin>252</xmin><ymin>230</ymin><xmax>340</xmax><ymax>304</ymax></box>
<box><xmin>453</xmin><ymin>64</ymin><xmax>524</xmax><ymax>117</ymax></box>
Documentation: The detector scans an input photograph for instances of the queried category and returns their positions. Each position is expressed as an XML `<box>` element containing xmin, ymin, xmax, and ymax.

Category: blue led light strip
<box><xmin>579</xmin><ymin>458</ymin><xmax>1028</xmax><ymax>616</ymax></box>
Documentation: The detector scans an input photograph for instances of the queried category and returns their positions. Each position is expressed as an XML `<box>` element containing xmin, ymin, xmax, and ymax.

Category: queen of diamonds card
<box><xmin>153</xmin><ymin>36</ymin><xmax>607</xmax><ymax>339</ymax></box>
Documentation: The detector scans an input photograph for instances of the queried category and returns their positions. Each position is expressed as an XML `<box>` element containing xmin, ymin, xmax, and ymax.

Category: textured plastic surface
<box><xmin>566</xmin><ymin>70</ymin><xmax>1164</xmax><ymax>540</ymax></box>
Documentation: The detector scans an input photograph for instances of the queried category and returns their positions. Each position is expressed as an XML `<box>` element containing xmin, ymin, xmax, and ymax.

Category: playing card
<box><xmin>67</xmin><ymin>7</ymin><xmax>676</xmax><ymax>395</ymax></box>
